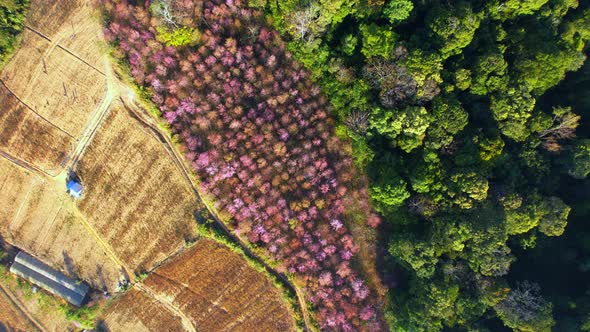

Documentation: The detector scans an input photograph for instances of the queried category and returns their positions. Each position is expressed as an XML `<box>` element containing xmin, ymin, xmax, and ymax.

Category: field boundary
<box><xmin>0</xmin><ymin>79</ymin><xmax>74</xmax><ymax>139</ymax></box>
<box><xmin>0</xmin><ymin>151</ymin><xmax>55</xmax><ymax>178</ymax></box>
<box><xmin>24</xmin><ymin>25</ymin><xmax>106</xmax><ymax>77</ymax></box>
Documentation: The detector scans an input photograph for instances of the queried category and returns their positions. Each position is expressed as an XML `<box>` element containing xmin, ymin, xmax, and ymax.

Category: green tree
<box><xmin>448</xmin><ymin>171</ymin><xmax>489</xmax><ymax>209</ymax></box>
<box><xmin>359</xmin><ymin>23</ymin><xmax>396</xmax><ymax>59</ymax></box>
<box><xmin>340</xmin><ymin>34</ymin><xmax>357</xmax><ymax>55</ymax></box>
<box><xmin>495</xmin><ymin>281</ymin><xmax>555</xmax><ymax>332</ymax></box>
<box><xmin>370</xmin><ymin>106</ymin><xmax>431</xmax><ymax>152</ymax></box>
<box><xmin>538</xmin><ymin>197</ymin><xmax>570</xmax><ymax>237</ymax></box>
<box><xmin>389</xmin><ymin>234</ymin><xmax>438</xmax><ymax>278</ymax></box>
<box><xmin>426</xmin><ymin>95</ymin><xmax>469</xmax><ymax>149</ymax></box>
<box><xmin>369</xmin><ymin>158</ymin><xmax>410</xmax><ymax>211</ymax></box>
<box><xmin>487</xmin><ymin>0</ymin><xmax>550</xmax><ymax>20</ymax></box>
<box><xmin>490</xmin><ymin>89</ymin><xmax>536</xmax><ymax>141</ymax></box>
<box><xmin>564</xmin><ymin>139</ymin><xmax>590</xmax><ymax>179</ymax></box>
<box><xmin>427</xmin><ymin>2</ymin><xmax>483</xmax><ymax>59</ymax></box>
<box><xmin>470</xmin><ymin>50</ymin><xmax>509</xmax><ymax>95</ymax></box>
<box><xmin>383</xmin><ymin>0</ymin><xmax>413</xmax><ymax>25</ymax></box>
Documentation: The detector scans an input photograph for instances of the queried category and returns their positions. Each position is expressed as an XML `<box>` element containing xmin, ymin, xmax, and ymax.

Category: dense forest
<box><xmin>0</xmin><ymin>0</ymin><xmax>29</xmax><ymax>65</ymax></box>
<box><xmin>100</xmin><ymin>0</ymin><xmax>590</xmax><ymax>330</ymax></box>
<box><xmin>251</xmin><ymin>0</ymin><xmax>590</xmax><ymax>331</ymax></box>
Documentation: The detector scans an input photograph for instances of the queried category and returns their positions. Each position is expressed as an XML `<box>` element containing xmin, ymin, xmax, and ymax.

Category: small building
<box><xmin>66</xmin><ymin>179</ymin><xmax>84</xmax><ymax>198</ymax></box>
<box><xmin>9</xmin><ymin>252</ymin><xmax>89</xmax><ymax>307</ymax></box>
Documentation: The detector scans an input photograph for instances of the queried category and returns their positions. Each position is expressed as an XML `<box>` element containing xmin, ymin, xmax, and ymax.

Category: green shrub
<box><xmin>156</xmin><ymin>26</ymin><xmax>200</xmax><ymax>47</ymax></box>
<box><xmin>0</xmin><ymin>0</ymin><xmax>30</xmax><ymax>66</ymax></box>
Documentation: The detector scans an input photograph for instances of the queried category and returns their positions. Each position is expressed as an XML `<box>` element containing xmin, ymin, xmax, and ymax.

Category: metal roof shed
<box><xmin>9</xmin><ymin>252</ymin><xmax>89</xmax><ymax>307</ymax></box>
<box><xmin>66</xmin><ymin>179</ymin><xmax>84</xmax><ymax>198</ymax></box>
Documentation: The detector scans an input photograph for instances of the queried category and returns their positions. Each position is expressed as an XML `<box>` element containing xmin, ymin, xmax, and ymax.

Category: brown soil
<box><xmin>0</xmin><ymin>286</ymin><xmax>36</xmax><ymax>332</ymax></box>
<box><xmin>141</xmin><ymin>239</ymin><xmax>296</xmax><ymax>332</ymax></box>
<box><xmin>99</xmin><ymin>288</ymin><xmax>185</xmax><ymax>332</ymax></box>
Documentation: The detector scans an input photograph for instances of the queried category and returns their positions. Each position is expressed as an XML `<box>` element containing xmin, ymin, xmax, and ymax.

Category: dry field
<box><xmin>139</xmin><ymin>239</ymin><xmax>296</xmax><ymax>331</ymax></box>
<box><xmin>0</xmin><ymin>29</ymin><xmax>106</xmax><ymax>138</ymax></box>
<box><xmin>99</xmin><ymin>288</ymin><xmax>185</xmax><ymax>332</ymax></box>
<box><xmin>75</xmin><ymin>104</ymin><xmax>198</xmax><ymax>273</ymax></box>
<box><xmin>26</xmin><ymin>0</ymin><xmax>106</xmax><ymax>70</ymax></box>
<box><xmin>0</xmin><ymin>0</ymin><xmax>108</xmax><ymax>172</ymax></box>
<box><xmin>0</xmin><ymin>157</ymin><xmax>123</xmax><ymax>292</ymax></box>
<box><xmin>0</xmin><ymin>85</ymin><xmax>72</xmax><ymax>173</ymax></box>
<box><xmin>0</xmin><ymin>287</ymin><xmax>35</xmax><ymax>332</ymax></box>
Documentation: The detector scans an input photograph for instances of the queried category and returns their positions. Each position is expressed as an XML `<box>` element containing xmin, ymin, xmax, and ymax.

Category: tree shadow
<box><xmin>95</xmin><ymin>320</ymin><xmax>111</xmax><ymax>332</ymax></box>
<box><xmin>96</xmin><ymin>265</ymin><xmax>107</xmax><ymax>292</ymax></box>
<box><xmin>62</xmin><ymin>250</ymin><xmax>77</xmax><ymax>277</ymax></box>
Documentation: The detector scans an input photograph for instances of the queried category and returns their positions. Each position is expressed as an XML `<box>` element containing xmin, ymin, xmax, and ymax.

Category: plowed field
<box><xmin>99</xmin><ymin>288</ymin><xmax>184</xmax><ymax>332</ymax></box>
<box><xmin>141</xmin><ymin>239</ymin><xmax>296</xmax><ymax>331</ymax></box>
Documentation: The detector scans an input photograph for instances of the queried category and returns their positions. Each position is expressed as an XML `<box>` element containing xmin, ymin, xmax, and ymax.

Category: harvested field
<box><xmin>0</xmin><ymin>85</ymin><xmax>72</xmax><ymax>172</ymax></box>
<box><xmin>75</xmin><ymin>104</ymin><xmax>198</xmax><ymax>272</ymax></box>
<box><xmin>26</xmin><ymin>0</ymin><xmax>106</xmax><ymax>70</ymax></box>
<box><xmin>0</xmin><ymin>28</ymin><xmax>106</xmax><ymax>138</ymax></box>
<box><xmin>139</xmin><ymin>239</ymin><xmax>296</xmax><ymax>331</ymax></box>
<box><xmin>99</xmin><ymin>288</ymin><xmax>184</xmax><ymax>332</ymax></box>
<box><xmin>0</xmin><ymin>0</ymin><xmax>108</xmax><ymax>172</ymax></box>
<box><xmin>0</xmin><ymin>158</ymin><xmax>122</xmax><ymax>292</ymax></box>
<box><xmin>0</xmin><ymin>286</ymin><xmax>35</xmax><ymax>332</ymax></box>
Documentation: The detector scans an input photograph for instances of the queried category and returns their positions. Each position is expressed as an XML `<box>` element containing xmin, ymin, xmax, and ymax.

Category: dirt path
<box><xmin>119</xmin><ymin>93</ymin><xmax>313</xmax><ymax>331</ymax></box>
<box><xmin>134</xmin><ymin>283</ymin><xmax>197</xmax><ymax>332</ymax></box>
<box><xmin>0</xmin><ymin>284</ymin><xmax>46</xmax><ymax>332</ymax></box>
<box><xmin>63</xmin><ymin>65</ymin><xmax>114</xmax><ymax>171</ymax></box>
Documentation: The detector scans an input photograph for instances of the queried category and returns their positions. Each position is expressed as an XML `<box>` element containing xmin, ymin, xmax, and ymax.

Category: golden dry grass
<box><xmin>141</xmin><ymin>239</ymin><xmax>296</xmax><ymax>332</ymax></box>
<box><xmin>75</xmin><ymin>105</ymin><xmax>197</xmax><ymax>273</ymax></box>
<box><xmin>0</xmin><ymin>86</ymin><xmax>72</xmax><ymax>172</ymax></box>
<box><xmin>0</xmin><ymin>29</ymin><xmax>106</xmax><ymax>138</ymax></box>
<box><xmin>0</xmin><ymin>158</ymin><xmax>122</xmax><ymax>292</ymax></box>
<box><xmin>100</xmin><ymin>288</ymin><xmax>185</xmax><ymax>332</ymax></box>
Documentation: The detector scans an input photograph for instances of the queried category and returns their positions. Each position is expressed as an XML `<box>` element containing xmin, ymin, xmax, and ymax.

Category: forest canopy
<box><xmin>256</xmin><ymin>0</ymin><xmax>590</xmax><ymax>330</ymax></box>
<box><xmin>0</xmin><ymin>0</ymin><xmax>29</xmax><ymax>65</ymax></box>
